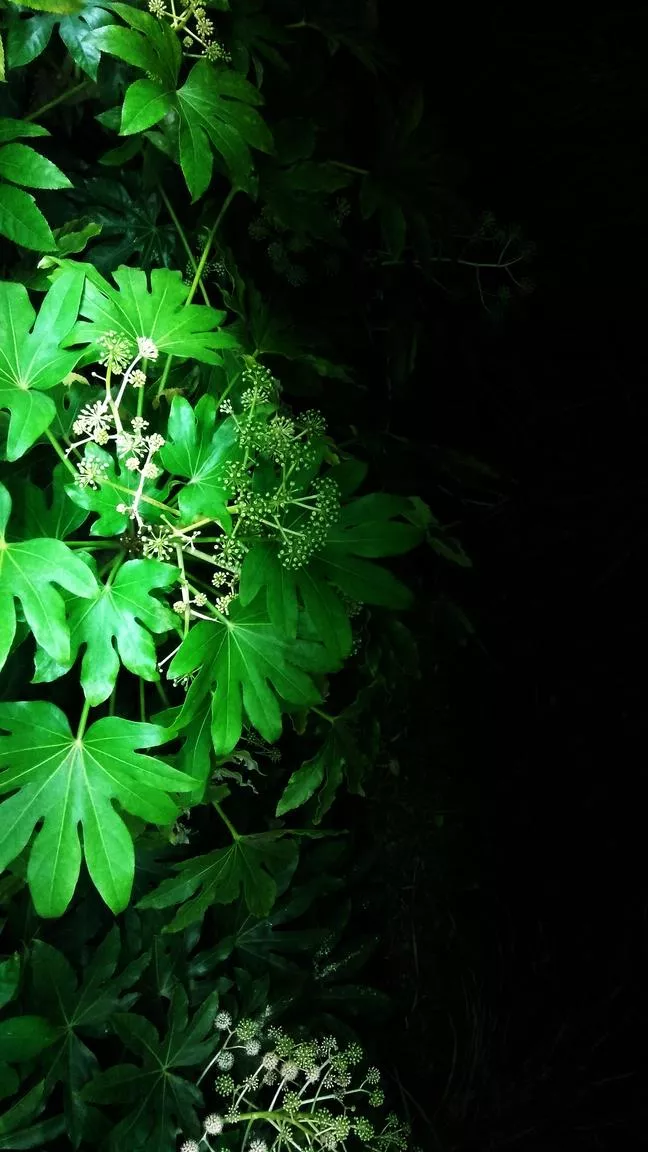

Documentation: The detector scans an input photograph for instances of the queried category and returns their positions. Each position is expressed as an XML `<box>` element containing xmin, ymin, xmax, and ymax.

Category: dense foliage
<box><xmin>0</xmin><ymin>2</ymin><xmax>512</xmax><ymax>1149</ymax></box>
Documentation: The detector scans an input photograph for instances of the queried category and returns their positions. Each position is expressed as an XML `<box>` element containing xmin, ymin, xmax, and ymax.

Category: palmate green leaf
<box><xmin>0</xmin><ymin>702</ymin><xmax>194</xmax><ymax>916</ymax></box>
<box><xmin>28</xmin><ymin>931</ymin><xmax>149</xmax><ymax>1146</ymax></box>
<box><xmin>165</xmin><ymin>595</ymin><xmax>335</xmax><ymax>755</ymax></box>
<box><xmin>137</xmin><ymin>830</ymin><xmax>299</xmax><ymax>930</ymax></box>
<box><xmin>83</xmin><ymin>987</ymin><xmax>219</xmax><ymax>1152</ymax></box>
<box><xmin>0</xmin><ymin>482</ymin><xmax>97</xmax><ymax>673</ymax></box>
<box><xmin>33</xmin><ymin>559</ymin><xmax>180</xmax><ymax>705</ymax></box>
<box><xmin>70</xmin><ymin>264</ymin><xmax>239</xmax><ymax>363</ymax></box>
<box><xmin>67</xmin><ymin>178</ymin><xmax>174</xmax><ymax>271</ymax></box>
<box><xmin>276</xmin><ymin>721</ymin><xmax>365</xmax><ymax>821</ymax></box>
<box><xmin>0</xmin><ymin>266</ymin><xmax>85</xmax><ymax>458</ymax></box>
<box><xmin>0</xmin><ymin>143</ymin><xmax>71</xmax><ymax>189</ymax></box>
<box><xmin>177</xmin><ymin>60</ymin><xmax>273</xmax><ymax>199</ymax></box>
<box><xmin>159</xmin><ymin>395</ymin><xmax>238</xmax><ymax>528</ymax></box>
<box><xmin>240</xmin><ymin>542</ymin><xmax>352</xmax><ymax>662</ymax></box>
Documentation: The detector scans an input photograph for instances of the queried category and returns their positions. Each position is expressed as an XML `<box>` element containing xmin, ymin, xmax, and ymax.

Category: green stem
<box><xmin>159</xmin><ymin>186</ymin><xmax>211</xmax><ymax>306</ymax></box>
<box><xmin>108</xmin><ymin>684</ymin><xmax>117</xmax><ymax>717</ymax></box>
<box><xmin>312</xmin><ymin>706</ymin><xmax>336</xmax><ymax>724</ymax></box>
<box><xmin>139</xmin><ymin>679</ymin><xmax>146</xmax><ymax>723</ymax></box>
<box><xmin>329</xmin><ymin>159</ymin><xmax>370</xmax><ymax>176</ymax></box>
<box><xmin>155</xmin><ymin>187</ymin><xmax>237</xmax><ymax>401</ymax></box>
<box><xmin>76</xmin><ymin>698</ymin><xmax>92</xmax><ymax>741</ymax></box>
<box><xmin>213</xmin><ymin>800</ymin><xmax>239</xmax><ymax>841</ymax></box>
<box><xmin>45</xmin><ymin>428</ymin><xmax>77</xmax><ymax>477</ymax></box>
<box><xmin>26</xmin><ymin>79</ymin><xmax>93</xmax><ymax>123</ymax></box>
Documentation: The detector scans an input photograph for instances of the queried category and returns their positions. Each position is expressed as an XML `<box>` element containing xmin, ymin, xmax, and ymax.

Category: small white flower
<box><xmin>204</xmin><ymin>1114</ymin><xmax>224</xmax><ymax>1136</ymax></box>
<box><xmin>137</xmin><ymin>336</ymin><xmax>159</xmax><ymax>360</ymax></box>
<box><xmin>141</xmin><ymin>460</ymin><xmax>160</xmax><ymax>480</ymax></box>
<box><xmin>180</xmin><ymin>1142</ymin><xmax>200</xmax><ymax>1152</ymax></box>
<box><xmin>216</xmin><ymin>1050</ymin><xmax>234</xmax><ymax>1070</ymax></box>
<box><xmin>262</xmin><ymin>1051</ymin><xmax>279</xmax><ymax>1070</ymax></box>
<box><xmin>131</xmin><ymin>416</ymin><xmax>149</xmax><ymax>433</ymax></box>
<box><xmin>249</xmin><ymin>1140</ymin><xmax>268</xmax><ymax>1152</ymax></box>
<box><xmin>125</xmin><ymin>456</ymin><xmax>140</xmax><ymax>471</ymax></box>
<box><xmin>245</xmin><ymin>1039</ymin><xmax>261</xmax><ymax>1056</ymax></box>
<box><xmin>75</xmin><ymin>456</ymin><xmax>109</xmax><ymax>490</ymax></box>
<box><xmin>147</xmin><ymin>433</ymin><xmax>166</xmax><ymax>453</ymax></box>
<box><xmin>214</xmin><ymin>1011</ymin><xmax>232</xmax><ymax>1030</ymax></box>
<box><xmin>130</xmin><ymin>369</ymin><xmax>147</xmax><ymax>388</ymax></box>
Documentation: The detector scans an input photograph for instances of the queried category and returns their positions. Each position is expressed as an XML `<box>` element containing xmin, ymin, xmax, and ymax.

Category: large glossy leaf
<box><xmin>164</xmin><ymin>595</ymin><xmax>335</xmax><ymax>755</ymax></box>
<box><xmin>0</xmin><ymin>483</ymin><xmax>97</xmax><ymax>673</ymax></box>
<box><xmin>159</xmin><ymin>395</ymin><xmax>238</xmax><ymax>527</ymax></box>
<box><xmin>83</xmin><ymin>987</ymin><xmax>219</xmax><ymax>1152</ymax></box>
<box><xmin>12</xmin><ymin>463</ymin><xmax>88</xmax><ymax>541</ymax></box>
<box><xmin>0</xmin><ymin>181</ymin><xmax>55</xmax><ymax>251</ymax></box>
<box><xmin>0</xmin><ymin>143</ymin><xmax>71</xmax><ymax>190</ymax></box>
<box><xmin>92</xmin><ymin>3</ymin><xmax>180</xmax><ymax>88</ymax></box>
<box><xmin>0</xmin><ymin>702</ymin><xmax>194</xmax><ymax>916</ymax></box>
<box><xmin>0</xmin><ymin>267</ymin><xmax>85</xmax><ymax>458</ymax></box>
<box><xmin>70</xmin><ymin>264</ymin><xmax>239</xmax><ymax>363</ymax></box>
<box><xmin>137</xmin><ymin>830</ymin><xmax>299</xmax><ymax>930</ymax></box>
<box><xmin>33</xmin><ymin>558</ymin><xmax>180</xmax><ymax>704</ymax></box>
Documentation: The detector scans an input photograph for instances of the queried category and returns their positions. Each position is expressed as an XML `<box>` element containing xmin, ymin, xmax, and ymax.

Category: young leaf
<box><xmin>83</xmin><ymin>987</ymin><xmax>219</xmax><ymax>1151</ymax></box>
<box><xmin>33</xmin><ymin>558</ymin><xmax>181</xmax><ymax>705</ymax></box>
<box><xmin>119</xmin><ymin>78</ymin><xmax>174</xmax><ymax>136</ymax></box>
<box><xmin>0</xmin><ymin>482</ymin><xmax>97</xmax><ymax>673</ymax></box>
<box><xmin>137</xmin><ymin>830</ymin><xmax>299</xmax><ymax>930</ymax></box>
<box><xmin>159</xmin><ymin>395</ymin><xmax>237</xmax><ymax>526</ymax></box>
<box><xmin>0</xmin><ymin>702</ymin><xmax>194</xmax><ymax>916</ymax></box>
<box><xmin>165</xmin><ymin>596</ymin><xmax>333</xmax><ymax>755</ymax></box>
<box><xmin>0</xmin><ymin>267</ymin><xmax>85</xmax><ymax>458</ymax></box>
<box><xmin>0</xmin><ymin>142</ymin><xmax>72</xmax><ymax>189</ymax></box>
<box><xmin>71</xmin><ymin>265</ymin><xmax>239</xmax><ymax>363</ymax></box>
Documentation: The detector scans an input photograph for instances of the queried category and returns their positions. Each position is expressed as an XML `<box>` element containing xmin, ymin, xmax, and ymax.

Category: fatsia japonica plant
<box><xmin>0</xmin><ymin>2</ymin><xmax>472</xmax><ymax>1149</ymax></box>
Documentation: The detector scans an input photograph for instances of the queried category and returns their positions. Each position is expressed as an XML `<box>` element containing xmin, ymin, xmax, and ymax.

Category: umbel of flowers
<box><xmin>179</xmin><ymin>1010</ymin><xmax>421</xmax><ymax>1152</ymax></box>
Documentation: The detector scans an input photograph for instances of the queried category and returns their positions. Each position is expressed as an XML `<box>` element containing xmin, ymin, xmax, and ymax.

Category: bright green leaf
<box><xmin>166</xmin><ymin>596</ymin><xmax>333</xmax><ymax>755</ymax></box>
<box><xmin>33</xmin><ymin>559</ymin><xmax>180</xmax><ymax>705</ymax></box>
<box><xmin>0</xmin><ymin>268</ymin><xmax>85</xmax><ymax>457</ymax></box>
<box><xmin>0</xmin><ymin>143</ymin><xmax>72</xmax><ymax>189</ymax></box>
<box><xmin>120</xmin><ymin>78</ymin><xmax>173</xmax><ymax>135</ymax></box>
<box><xmin>0</xmin><ymin>482</ymin><xmax>97</xmax><ymax>672</ymax></box>
<box><xmin>0</xmin><ymin>182</ymin><xmax>55</xmax><ymax>251</ymax></box>
<box><xmin>159</xmin><ymin>395</ymin><xmax>237</xmax><ymax>527</ymax></box>
<box><xmin>0</xmin><ymin>701</ymin><xmax>194</xmax><ymax>916</ymax></box>
<box><xmin>0</xmin><ymin>118</ymin><xmax>49</xmax><ymax>145</ymax></box>
<box><xmin>70</xmin><ymin>264</ymin><xmax>239</xmax><ymax>363</ymax></box>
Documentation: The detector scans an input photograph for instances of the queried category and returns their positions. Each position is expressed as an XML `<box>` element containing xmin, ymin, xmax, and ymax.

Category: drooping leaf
<box><xmin>318</xmin><ymin>492</ymin><xmax>422</xmax><ymax>608</ymax></box>
<box><xmin>137</xmin><ymin>830</ymin><xmax>299</xmax><ymax>930</ymax></box>
<box><xmin>83</xmin><ymin>987</ymin><xmax>219</xmax><ymax>1151</ymax></box>
<box><xmin>33</xmin><ymin>558</ymin><xmax>180</xmax><ymax>705</ymax></box>
<box><xmin>70</xmin><ymin>264</ymin><xmax>239</xmax><ymax>363</ymax></box>
<box><xmin>240</xmin><ymin>542</ymin><xmax>352</xmax><ymax>661</ymax></box>
<box><xmin>164</xmin><ymin>595</ymin><xmax>335</xmax><ymax>755</ymax></box>
<box><xmin>0</xmin><ymin>482</ymin><xmax>97</xmax><ymax>672</ymax></box>
<box><xmin>159</xmin><ymin>395</ymin><xmax>238</xmax><ymax>527</ymax></box>
<box><xmin>0</xmin><ymin>118</ymin><xmax>49</xmax><ymax>145</ymax></box>
<box><xmin>0</xmin><ymin>267</ymin><xmax>85</xmax><ymax>458</ymax></box>
<box><xmin>0</xmin><ymin>701</ymin><xmax>194</xmax><ymax>916</ymax></box>
<box><xmin>276</xmin><ymin>721</ymin><xmax>364</xmax><ymax>822</ymax></box>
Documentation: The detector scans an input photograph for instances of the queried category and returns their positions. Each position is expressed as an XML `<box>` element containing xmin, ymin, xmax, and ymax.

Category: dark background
<box><xmin>362</xmin><ymin>7</ymin><xmax>648</xmax><ymax>1150</ymax></box>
